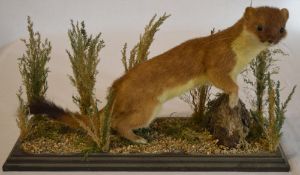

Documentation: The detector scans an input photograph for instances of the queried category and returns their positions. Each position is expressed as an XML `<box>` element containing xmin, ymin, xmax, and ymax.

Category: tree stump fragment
<box><xmin>206</xmin><ymin>94</ymin><xmax>250</xmax><ymax>147</ymax></box>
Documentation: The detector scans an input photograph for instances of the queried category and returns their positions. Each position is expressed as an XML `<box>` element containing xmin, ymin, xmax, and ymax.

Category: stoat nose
<box><xmin>268</xmin><ymin>40</ymin><xmax>274</xmax><ymax>44</ymax></box>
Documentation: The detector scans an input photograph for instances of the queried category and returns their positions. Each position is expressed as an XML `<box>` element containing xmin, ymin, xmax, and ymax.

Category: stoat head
<box><xmin>243</xmin><ymin>6</ymin><xmax>289</xmax><ymax>45</ymax></box>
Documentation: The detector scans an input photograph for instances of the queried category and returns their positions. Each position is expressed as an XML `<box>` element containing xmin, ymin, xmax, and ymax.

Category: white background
<box><xmin>0</xmin><ymin>0</ymin><xmax>299</xmax><ymax>175</ymax></box>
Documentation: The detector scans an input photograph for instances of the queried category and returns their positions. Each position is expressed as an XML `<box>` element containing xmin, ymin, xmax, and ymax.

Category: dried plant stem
<box><xmin>267</xmin><ymin>76</ymin><xmax>277</xmax><ymax>151</ymax></box>
<box><xmin>71</xmin><ymin>114</ymin><xmax>101</xmax><ymax>148</ymax></box>
<box><xmin>67</xmin><ymin>20</ymin><xmax>105</xmax><ymax>115</ymax></box>
<box><xmin>17</xmin><ymin>16</ymin><xmax>51</xmax><ymax>139</ymax></box>
<box><xmin>19</xmin><ymin>16</ymin><xmax>51</xmax><ymax>104</ymax></box>
<box><xmin>67</xmin><ymin>20</ymin><xmax>106</xmax><ymax>150</ymax></box>
<box><xmin>121</xmin><ymin>13</ymin><xmax>170</xmax><ymax>72</ymax></box>
<box><xmin>255</xmin><ymin>51</ymin><xmax>268</xmax><ymax>134</ymax></box>
<box><xmin>182</xmin><ymin>85</ymin><xmax>211</xmax><ymax>121</ymax></box>
<box><xmin>243</xmin><ymin>48</ymin><xmax>296</xmax><ymax>151</ymax></box>
<box><xmin>244</xmin><ymin>49</ymin><xmax>282</xmax><ymax>138</ymax></box>
<box><xmin>16</xmin><ymin>88</ymin><xmax>29</xmax><ymax>139</ymax></box>
<box><xmin>196</xmin><ymin>85</ymin><xmax>211</xmax><ymax>120</ymax></box>
<box><xmin>100</xmin><ymin>89</ymin><xmax>116</xmax><ymax>152</ymax></box>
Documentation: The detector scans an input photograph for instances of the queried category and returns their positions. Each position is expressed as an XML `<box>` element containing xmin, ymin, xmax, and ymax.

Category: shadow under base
<box><xmin>3</xmin><ymin>139</ymin><xmax>290</xmax><ymax>172</ymax></box>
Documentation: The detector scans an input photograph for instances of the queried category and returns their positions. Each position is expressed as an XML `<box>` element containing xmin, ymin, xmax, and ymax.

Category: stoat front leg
<box><xmin>228</xmin><ymin>75</ymin><xmax>239</xmax><ymax>108</ymax></box>
<box><xmin>228</xmin><ymin>90</ymin><xmax>239</xmax><ymax>108</ymax></box>
<box><xmin>207</xmin><ymin>69</ymin><xmax>239</xmax><ymax>108</ymax></box>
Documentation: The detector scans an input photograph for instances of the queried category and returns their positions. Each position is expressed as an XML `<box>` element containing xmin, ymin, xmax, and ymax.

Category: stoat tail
<box><xmin>29</xmin><ymin>99</ymin><xmax>92</xmax><ymax>129</ymax></box>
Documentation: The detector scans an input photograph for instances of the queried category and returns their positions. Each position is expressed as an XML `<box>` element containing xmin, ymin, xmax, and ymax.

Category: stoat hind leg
<box><xmin>113</xmin><ymin>101</ymin><xmax>159</xmax><ymax>144</ymax></box>
<box><xmin>116</xmin><ymin>122</ymin><xmax>148</xmax><ymax>144</ymax></box>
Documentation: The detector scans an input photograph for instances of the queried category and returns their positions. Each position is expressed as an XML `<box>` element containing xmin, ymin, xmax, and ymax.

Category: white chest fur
<box><xmin>230</xmin><ymin>29</ymin><xmax>268</xmax><ymax>79</ymax></box>
<box><xmin>158</xmin><ymin>76</ymin><xmax>207</xmax><ymax>103</ymax></box>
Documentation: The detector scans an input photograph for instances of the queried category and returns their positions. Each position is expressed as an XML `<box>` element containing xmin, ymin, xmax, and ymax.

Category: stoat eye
<box><xmin>280</xmin><ymin>27</ymin><xmax>285</xmax><ymax>34</ymax></box>
<box><xmin>256</xmin><ymin>25</ymin><xmax>263</xmax><ymax>31</ymax></box>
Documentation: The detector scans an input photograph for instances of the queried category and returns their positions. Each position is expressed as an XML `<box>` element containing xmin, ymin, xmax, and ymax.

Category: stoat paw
<box><xmin>135</xmin><ymin>137</ymin><xmax>148</xmax><ymax>144</ymax></box>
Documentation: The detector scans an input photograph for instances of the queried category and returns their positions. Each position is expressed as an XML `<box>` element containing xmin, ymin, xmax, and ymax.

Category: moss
<box><xmin>25</xmin><ymin>115</ymin><xmax>72</xmax><ymax>141</ymax></box>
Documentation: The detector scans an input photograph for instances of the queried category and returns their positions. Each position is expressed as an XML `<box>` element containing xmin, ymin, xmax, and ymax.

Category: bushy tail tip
<box><xmin>29</xmin><ymin>99</ymin><xmax>67</xmax><ymax>119</ymax></box>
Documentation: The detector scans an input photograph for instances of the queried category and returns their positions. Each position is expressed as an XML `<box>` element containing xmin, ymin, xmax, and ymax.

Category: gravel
<box><xmin>21</xmin><ymin>116</ymin><xmax>269</xmax><ymax>155</ymax></box>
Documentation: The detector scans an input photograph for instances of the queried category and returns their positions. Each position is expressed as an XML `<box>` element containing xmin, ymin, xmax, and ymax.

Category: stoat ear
<box><xmin>244</xmin><ymin>7</ymin><xmax>255</xmax><ymax>20</ymax></box>
<box><xmin>281</xmin><ymin>8</ymin><xmax>289</xmax><ymax>21</ymax></box>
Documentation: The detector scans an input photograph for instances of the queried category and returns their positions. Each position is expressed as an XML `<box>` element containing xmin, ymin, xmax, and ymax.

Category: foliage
<box><xmin>16</xmin><ymin>88</ymin><xmax>29</xmax><ymax>139</ymax></box>
<box><xmin>121</xmin><ymin>13</ymin><xmax>170</xmax><ymax>72</ymax></box>
<box><xmin>71</xmin><ymin>103</ymin><xmax>101</xmax><ymax>149</ymax></box>
<box><xmin>70</xmin><ymin>88</ymin><xmax>115</xmax><ymax>152</ymax></box>
<box><xmin>242</xmin><ymin>49</ymin><xmax>286</xmax><ymax>138</ymax></box>
<box><xmin>67</xmin><ymin>20</ymin><xmax>105</xmax><ymax>115</ymax></box>
<box><xmin>17</xmin><ymin>16</ymin><xmax>51</xmax><ymax>139</ymax></box>
<box><xmin>18</xmin><ymin>16</ymin><xmax>51</xmax><ymax>104</ymax></box>
<box><xmin>242</xmin><ymin>48</ymin><xmax>296</xmax><ymax>151</ymax></box>
<box><xmin>66</xmin><ymin>21</ymin><xmax>118</xmax><ymax>152</ymax></box>
<box><xmin>67</xmin><ymin>20</ymin><xmax>107</xmax><ymax>150</ymax></box>
<box><xmin>265</xmin><ymin>75</ymin><xmax>296</xmax><ymax>152</ymax></box>
<box><xmin>180</xmin><ymin>85</ymin><xmax>212</xmax><ymax>124</ymax></box>
<box><xmin>266</xmin><ymin>75</ymin><xmax>277</xmax><ymax>151</ymax></box>
<box><xmin>99</xmin><ymin>89</ymin><xmax>116</xmax><ymax>152</ymax></box>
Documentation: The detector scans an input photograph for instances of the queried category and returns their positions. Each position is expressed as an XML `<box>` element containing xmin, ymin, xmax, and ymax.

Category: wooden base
<box><xmin>2</xmin><ymin>139</ymin><xmax>290</xmax><ymax>172</ymax></box>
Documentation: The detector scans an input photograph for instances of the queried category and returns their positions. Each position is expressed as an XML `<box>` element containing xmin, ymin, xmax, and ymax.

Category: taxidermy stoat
<box><xmin>30</xmin><ymin>6</ymin><xmax>289</xmax><ymax>144</ymax></box>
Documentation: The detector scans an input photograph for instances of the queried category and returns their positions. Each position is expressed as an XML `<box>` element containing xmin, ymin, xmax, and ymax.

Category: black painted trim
<box><xmin>2</xmin><ymin>138</ymin><xmax>290</xmax><ymax>172</ymax></box>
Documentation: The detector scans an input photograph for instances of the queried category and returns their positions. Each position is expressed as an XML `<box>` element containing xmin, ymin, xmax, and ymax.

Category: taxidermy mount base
<box><xmin>3</xmin><ymin>133</ymin><xmax>290</xmax><ymax>172</ymax></box>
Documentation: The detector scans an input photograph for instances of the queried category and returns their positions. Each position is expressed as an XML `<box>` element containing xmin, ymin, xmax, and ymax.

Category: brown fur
<box><xmin>32</xmin><ymin>6</ymin><xmax>289</xmax><ymax>144</ymax></box>
<box><xmin>108</xmin><ymin>6</ymin><xmax>289</xmax><ymax>143</ymax></box>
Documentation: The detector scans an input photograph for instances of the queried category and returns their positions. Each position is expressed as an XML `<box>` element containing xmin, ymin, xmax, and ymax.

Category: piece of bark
<box><xmin>206</xmin><ymin>94</ymin><xmax>250</xmax><ymax>147</ymax></box>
